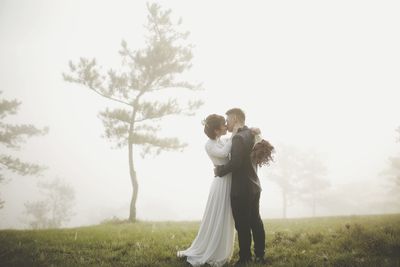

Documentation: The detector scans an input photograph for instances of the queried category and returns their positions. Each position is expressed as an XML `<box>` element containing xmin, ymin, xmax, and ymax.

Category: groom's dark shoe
<box><xmin>254</xmin><ymin>256</ymin><xmax>267</xmax><ymax>264</ymax></box>
<box><xmin>233</xmin><ymin>258</ymin><xmax>251</xmax><ymax>266</ymax></box>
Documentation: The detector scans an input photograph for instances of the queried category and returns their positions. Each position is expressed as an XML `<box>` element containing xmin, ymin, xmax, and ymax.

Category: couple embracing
<box><xmin>178</xmin><ymin>108</ymin><xmax>274</xmax><ymax>266</ymax></box>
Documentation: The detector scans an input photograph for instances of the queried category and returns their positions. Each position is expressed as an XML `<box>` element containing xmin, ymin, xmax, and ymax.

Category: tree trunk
<box><xmin>128</xmin><ymin>119</ymin><xmax>138</xmax><ymax>222</ymax></box>
<box><xmin>282</xmin><ymin>190</ymin><xmax>287</xmax><ymax>219</ymax></box>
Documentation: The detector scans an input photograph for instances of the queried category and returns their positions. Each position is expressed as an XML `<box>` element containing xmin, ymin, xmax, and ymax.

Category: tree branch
<box><xmin>149</xmin><ymin>81</ymin><xmax>203</xmax><ymax>92</ymax></box>
<box><xmin>0</xmin><ymin>123</ymin><xmax>49</xmax><ymax>149</ymax></box>
<box><xmin>134</xmin><ymin>99</ymin><xmax>181</xmax><ymax>122</ymax></box>
<box><xmin>0</xmin><ymin>95</ymin><xmax>21</xmax><ymax>119</ymax></box>
<box><xmin>130</xmin><ymin>133</ymin><xmax>185</xmax><ymax>147</ymax></box>
<box><xmin>63</xmin><ymin>59</ymin><xmax>134</xmax><ymax>108</ymax></box>
<box><xmin>0</xmin><ymin>154</ymin><xmax>47</xmax><ymax>176</ymax></box>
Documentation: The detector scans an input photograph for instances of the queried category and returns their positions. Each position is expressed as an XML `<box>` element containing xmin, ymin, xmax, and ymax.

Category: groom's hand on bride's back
<box><xmin>250</xmin><ymin>127</ymin><xmax>261</xmax><ymax>135</ymax></box>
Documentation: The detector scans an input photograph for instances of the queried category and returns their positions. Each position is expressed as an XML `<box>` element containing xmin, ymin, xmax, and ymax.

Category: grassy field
<box><xmin>0</xmin><ymin>214</ymin><xmax>399</xmax><ymax>267</ymax></box>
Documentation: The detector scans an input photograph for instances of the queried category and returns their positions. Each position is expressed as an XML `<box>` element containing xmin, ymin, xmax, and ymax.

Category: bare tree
<box><xmin>63</xmin><ymin>3</ymin><xmax>203</xmax><ymax>222</ymax></box>
<box><xmin>296</xmin><ymin>151</ymin><xmax>330</xmax><ymax>217</ymax></box>
<box><xmin>23</xmin><ymin>201</ymin><xmax>49</xmax><ymax>229</ymax></box>
<box><xmin>262</xmin><ymin>144</ymin><xmax>330</xmax><ymax>218</ymax></box>
<box><xmin>0</xmin><ymin>91</ymin><xmax>48</xmax><ymax>209</ymax></box>
<box><xmin>387</xmin><ymin>156</ymin><xmax>400</xmax><ymax>192</ymax></box>
<box><xmin>381</xmin><ymin>126</ymin><xmax>400</xmax><ymax>205</ymax></box>
<box><xmin>24</xmin><ymin>178</ymin><xmax>75</xmax><ymax>229</ymax></box>
<box><xmin>262</xmin><ymin>144</ymin><xmax>303</xmax><ymax>218</ymax></box>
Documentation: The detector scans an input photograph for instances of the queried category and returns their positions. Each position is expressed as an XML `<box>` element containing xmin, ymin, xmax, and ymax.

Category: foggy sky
<box><xmin>1</xmin><ymin>0</ymin><xmax>399</xmax><ymax>229</ymax></box>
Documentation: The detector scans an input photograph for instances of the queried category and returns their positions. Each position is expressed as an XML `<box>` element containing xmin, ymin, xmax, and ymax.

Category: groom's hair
<box><xmin>226</xmin><ymin>108</ymin><xmax>245</xmax><ymax>123</ymax></box>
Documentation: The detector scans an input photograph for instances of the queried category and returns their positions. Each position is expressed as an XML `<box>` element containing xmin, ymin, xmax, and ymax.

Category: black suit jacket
<box><xmin>216</xmin><ymin>126</ymin><xmax>261</xmax><ymax>197</ymax></box>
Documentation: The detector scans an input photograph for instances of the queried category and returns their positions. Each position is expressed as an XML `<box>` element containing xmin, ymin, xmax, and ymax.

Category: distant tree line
<box><xmin>0</xmin><ymin>91</ymin><xmax>75</xmax><ymax>229</ymax></box>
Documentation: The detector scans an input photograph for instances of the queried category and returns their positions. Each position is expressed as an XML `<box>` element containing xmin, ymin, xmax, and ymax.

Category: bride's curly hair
<box><xmin>251</xmin><ymin>139</ymin><xmax>275</xmax><ymax>167</ymax></box>
<box><xmin>202</xmin><ymin>114</ymin><xmax>225</xmax><ymax>140</ymax></box>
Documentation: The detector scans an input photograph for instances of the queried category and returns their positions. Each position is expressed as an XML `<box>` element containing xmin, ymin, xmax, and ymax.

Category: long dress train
<box><xmin>177</xmin><ymin>137</ymin><xmax>235</xmax><ymax>267</ymax></box>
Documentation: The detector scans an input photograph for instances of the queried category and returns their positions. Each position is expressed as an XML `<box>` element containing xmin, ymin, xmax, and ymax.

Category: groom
<box><xmin>214</xmin><ymin>108</ymin><xmax>266</xmax><ymax>266</ymax></box>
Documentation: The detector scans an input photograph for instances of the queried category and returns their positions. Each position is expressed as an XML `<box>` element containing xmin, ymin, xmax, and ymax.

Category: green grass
<box><xmin>0</xmin><ymin>214</ymin><xmax>399</xmax><ymax>266</ymax></box>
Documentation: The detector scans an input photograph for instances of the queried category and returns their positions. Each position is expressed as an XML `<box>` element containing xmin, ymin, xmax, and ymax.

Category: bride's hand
<box><xmin>250</xmin><ymin>127</ymin><xmax>261</xmax><ymax>135</ymax></box>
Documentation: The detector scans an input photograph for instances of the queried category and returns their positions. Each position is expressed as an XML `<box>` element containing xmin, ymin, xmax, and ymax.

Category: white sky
<box><xmin>0</xmin><ymin>0</ymin><xmax>399</xmax><ymax>228</ymax></box>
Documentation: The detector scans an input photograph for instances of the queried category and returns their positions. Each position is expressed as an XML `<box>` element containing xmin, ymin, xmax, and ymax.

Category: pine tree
<box><xmin>0</xmin><ymin>91</ymin><xmax>48</xmax><ymax>208</ymax></box>
<box><xmin>63</xmin><ymin>3</ymin><xmax>203</xmax><ymax>221</ymax></box>
<box><xmin>24</xmin><ymin>178</ymin><xmax>75</xmax><ymax>229</ymax></box>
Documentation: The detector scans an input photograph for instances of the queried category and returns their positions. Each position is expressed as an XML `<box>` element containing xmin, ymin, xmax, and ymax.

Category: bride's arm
<box><xmin>215</xmin><ymin>135</ymin><xmax>245</xmax><ymax>177</ymax></box>
<box><xmin>205</xmin><ymin>139</ymin><xmax>232</xmax><ymax>158</ymax></box>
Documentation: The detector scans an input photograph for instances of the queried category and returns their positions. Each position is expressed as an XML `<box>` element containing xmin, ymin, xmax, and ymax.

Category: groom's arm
<box><xmin>215</xmin><ymin>135</ymin><xmax>245</xmax><ymax>177</ymax></box>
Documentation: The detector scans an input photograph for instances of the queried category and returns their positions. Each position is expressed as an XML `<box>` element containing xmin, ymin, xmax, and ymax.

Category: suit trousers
<box><xmin>231</xmin><ymin>192</ymin><xmax>265</xmax><ymax>260</ymax></box>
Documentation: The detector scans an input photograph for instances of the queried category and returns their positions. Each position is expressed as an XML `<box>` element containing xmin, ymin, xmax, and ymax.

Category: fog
<box><xmin>1</xmin><ymin>0</ymin><xmax>399</xmax><ymax>229</ymax></box>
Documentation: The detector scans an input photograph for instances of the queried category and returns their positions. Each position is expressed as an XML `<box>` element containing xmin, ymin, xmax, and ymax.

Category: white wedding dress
<box><xmin>177</xmin><ymin>137</ymin><xmax>235</xmax><ymax>267</ymax></box>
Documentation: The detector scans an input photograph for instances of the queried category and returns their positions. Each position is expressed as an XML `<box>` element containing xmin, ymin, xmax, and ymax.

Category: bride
<box><xmin>177</xmin><ymin>114</ymin><xmax>260</xmax><ymax>267</ymax></box>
